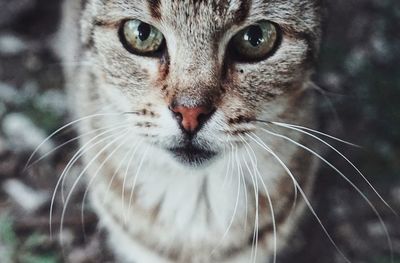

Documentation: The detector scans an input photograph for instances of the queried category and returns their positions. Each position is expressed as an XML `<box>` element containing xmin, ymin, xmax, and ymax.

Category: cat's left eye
<box><xmin>229</xmin><ymin>21</ymin><xmax>280</xmax><ymax>62</ymax></box>
<box><xmin>119</xmin><ymin>19</ymin><xmax>165</xmax><ymax>56</ymax></box>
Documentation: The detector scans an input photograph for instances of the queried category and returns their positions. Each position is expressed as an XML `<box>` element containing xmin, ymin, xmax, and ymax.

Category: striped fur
<box><xmin>58</xmin><ymin>0</ymin><xmax>321</xmax><ymax>262</ymax></box>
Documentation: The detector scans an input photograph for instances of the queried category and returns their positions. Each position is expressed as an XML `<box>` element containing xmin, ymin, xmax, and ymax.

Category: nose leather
<box><xmin>171</xmin><ymin>106</ymin><xmax>213</xmax><ymax>133</ymax></box>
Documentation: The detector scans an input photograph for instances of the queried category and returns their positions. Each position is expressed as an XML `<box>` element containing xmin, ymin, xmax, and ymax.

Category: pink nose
<box><xmin>171</xmin><ymin>105</ymin><xmax>214</xmax><ymax>133</ymax></box>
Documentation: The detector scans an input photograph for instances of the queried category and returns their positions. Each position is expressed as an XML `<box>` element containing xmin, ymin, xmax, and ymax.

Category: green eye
<box><xmin>230</xmin><ymin>21</ymin><xmax>279</xmax><ymax>62</ymax></box>
<box><xmin>120</xmin><ymin>19</ymin><xmax>165</xmax><ymax>55</ymax></box>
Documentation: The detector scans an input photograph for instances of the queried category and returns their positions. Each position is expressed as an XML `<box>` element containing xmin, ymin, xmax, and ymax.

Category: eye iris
<box><xmin>120</xmin><ymin>19</ymin><xmax>165</xmax><ymax>55</ymax></box>
<box><xmin>245</xmin><ymin>25</ymin><xmax>264</xmax><ymax>47</ymax></box>
<box><xmin>230</xmin><ymin>21</ymin><xmax>279</xmax><ymax>62</ymax></box>
<box><xmin>138</xmin><ymin>22</ymin><xmax>151</xmax><ymax>41</ymax></box>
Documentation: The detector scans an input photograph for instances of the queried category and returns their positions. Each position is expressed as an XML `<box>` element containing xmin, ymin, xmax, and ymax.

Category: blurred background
<box><xmin>0</xmin><ymin>0</ymin><xmax>399</xmax><ymax>262</ymax></box>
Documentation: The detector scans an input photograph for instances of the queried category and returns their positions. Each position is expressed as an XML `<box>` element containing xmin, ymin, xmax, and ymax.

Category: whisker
<box><xmin>308</xmin><ymin>81</ymin><xmax>355</xmax><ymax>99</ymax></box>
<box><xmin>25</xmin><ymin>112</ymin><xmax>125</xmax><ymax>170</ymax></box>
<box><xmin>240</xmin><ymin>134</ymin><xmax>276</xmax><ymax>263</ymax></box>
<box><xmin>309</xmin><ymin>82</ymin><xmax>343</xmax><ymax>129</ymax></box>
<box><xmin>238</xmin><ymin>136</ymin><xmax>260</xmax><ymax>263</ymax></box>
<box><xmin>242</xmin><ymin>125</ymin><xmax>299</xmax><ymax>220</ymax></box>
<box><xmin>128</xmin><ymin>146</ymin><xmax>150</xmax><ymax>215</ymax></box>
<box><xmin>49</xmin><ymin>124</ymin><xmax>130</xmax><ymax>238</ymax></box>
<box><xmin>103</xmin><ymin>139</ymin><xmax>140</xmax><ymax>204</ymax></box>
<box><xmin>210</xmin><ymin>138</ymin><xmax>234</xmax><ymax>257</ymax></box>
<box><xmin>246</xmin><ymin>132</ymin><xmax>350</xmax><ymax>263</ymax></box>
<box><xmin>122</xmin><ymin>139</ymin><xmax>144</xmax><ymax>223</ymax></box>
<box><xmin>59</xmin><ymin>128</ymin><xmax>130</xmax><ymax>245</ymax></box>
<box><xmin>270</xmin><ymin>122</ymin><xmax>396</xmax><ymax>215</ymax></box>
<box><xmin>80</xmin><ymin>129</ymin><xmax>131</xmax><ymax>238</ymax></box>
<box><xmin>30</xmin><ymin>122</ymin><xmax>124</xmax><ymax>168</ymax></box>
<box><xmin>221</xmin><ymin>149</ymin><xmax>230</xmax><ymax>186</ymax></box>
<box><xmin>271</xmin><ymin>121</ymin><xmax>361</xmax><ymax>148</ymax></box>
<box><xmin>238</xmin><ymin>148</ymin><xmax>249</xmax><ymax>231</ymax></box>
<box><xmin>227</xmin><ymin>140</ymin><xmax>236</xmax><ymax>188</ymax></box>
<box><xmin>60</xmin><ymin>123</ymin><xmax>130</xmax><ymax>203</ymax></box>
<box><xmin>259</xmin><ymin>127</ymin><xmax>394</xmax><ymax>262</ymax></box>
<box><xmin>221</xmin><ymin>137</ymin><xmax>233</xmax><ymax>189</ymax></box>
<box><xmin>212</xmin><ymin>144</ymin><xmax>241</xmax><ymax>255</ymax></box>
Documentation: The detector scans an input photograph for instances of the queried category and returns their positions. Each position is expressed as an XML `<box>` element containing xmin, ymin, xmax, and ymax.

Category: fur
<box><xmin>57</xmin><ymin>0</ymin><xmax>322</xmax><ymax>262</ymax></box>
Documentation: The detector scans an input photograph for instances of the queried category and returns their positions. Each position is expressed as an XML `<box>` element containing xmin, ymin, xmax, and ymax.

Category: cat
<box><xmin>55</xmin><ymin>0</ymin><xmax>324</xmax><ymax>262</ymax></box>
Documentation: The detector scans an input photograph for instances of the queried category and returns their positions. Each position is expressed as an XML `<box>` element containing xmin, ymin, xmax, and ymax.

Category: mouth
<box><xmin>167</xmin><ymin>143</ymin><xmax>217</xmax><ymax>166</ymax></box>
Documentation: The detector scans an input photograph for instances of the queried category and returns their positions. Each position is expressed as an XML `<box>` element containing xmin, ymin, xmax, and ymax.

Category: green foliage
<box><xmin>22</xmin><ymin>99</ymin><xmax>63</xmax><ymax>134</ymax></box>
<box><xmin>373</xmin><ymin>256</ymin><xmax>400</xmax><ymax>263</ymax></box>
<box><xmin>0</xmin><ymin>214</ymin><xmax>18</xmax><ymax>263</ymax></box>
<box><xmin>0</xmin><ymin>215</ymin><xmax>59</xmax><ymax>263</ymax></box>
<box><xmin>19</xmin><ymin>253</ymin><xmax>59</xmax><ymax>263</ymax></box>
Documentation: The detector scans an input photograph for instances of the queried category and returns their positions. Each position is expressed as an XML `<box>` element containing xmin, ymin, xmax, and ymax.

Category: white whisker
<box><xmin>271</xmin><ymin>122</ymin><xmax>396</xmax><ymax>215</ymax></box>
<box><xmin>309</xmin><ymin>82</ymin><xmax>343</xmax><ymax>128</ymax></box>
<box><xmin>212</xmin><ymin>144</ymin><xmax>241</xmax><ymax>255</ymax></box>
<box><xmin>30</xmin><ymin>122</ymin><xmax>124</xmax><ymax>168</ymax></box>
<box><xmin>238</xmin><ymin>148</ymin><xmax>249</xmax><ymax>231</ymax></box>
<box><xmin>246</xmin><ymin>132</ymin><xmax>350</xmax><ymax>263</ymax></box>
<box><xmin>103</xmin><ymin>139</ymin><xmax>140</xmax><ymax>204</ymax></box>
<box><xmin>260</xmin><ymin>127</ymin><xmax>394</xmax><ymax>262</ymax></box>
<box><xmin>128</xmin><ymin>146</ymin><xmax>150</xmax><ymax>214</ymax></box>
<box><xmin>241</xmin><ymin>134</ymin><xmax>277</xmax><ymax>263</ymax></box>
<box><xmin>80</xmin><ymin>129</ymin><xmax>131</xmax><ymax>237</ymax></box>
<box><xmin>60</xmin><ymin>123</ymin><xmax>130</xmax><ymax>203</ymax></box>
<box><xmin>238</xmin><ymin>135</ymin><xmax>260</xmax><ymax>263</ymax></box>
<box><xmin>221</xmin><ymin>137</ymin><xmax>233</xmax><ymax>189</ymax></box>
<box><xmin>49</xmin><ymin>124</ymin><xmax>129</xmax><ymax>238</ymax></box>
<box><xmin>272</xmin><ymin>121</ymin><xmax>361</xmax><ymax>148</ymax></box>
<box><xmin>26</xmin><ymin>112</ymin><xmax>123</xmax><ymax>170</ymax></box>
<box><xmin>122</xmin><ymin>139</ymin><xmax>144</xmax><ymax>223</ymax></box>
<box><xmin>58</xmin><ymin>128</ymin><xmax>130</xmax><ymax>245</ymax></box>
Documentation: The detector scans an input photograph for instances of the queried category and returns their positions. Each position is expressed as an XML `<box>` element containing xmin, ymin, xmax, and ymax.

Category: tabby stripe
<box><xmin>80</xmin><ymin>1</ymin><xmax>103</xmax><ymax>52</ymax></box>
<box><xmin>148</xmin><ymin>0</ymin><xmax>162</xmax><ymax>20</ymax></box>
<box><xmin>282</xmin><ymin>26</ymin><xmax>319</xmax><ymax>68</ymax></box>
<box><xmin>234</xmin><ymin>0</ymin><xmax>251</xmax><ymax>25</ymax></box>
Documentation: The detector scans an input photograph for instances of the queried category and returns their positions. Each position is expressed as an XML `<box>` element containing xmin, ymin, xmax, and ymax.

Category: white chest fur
<box><xmin>84</xmin><ymin>138</ymin><xmax>299</xmax><ymax>263</ymax></box>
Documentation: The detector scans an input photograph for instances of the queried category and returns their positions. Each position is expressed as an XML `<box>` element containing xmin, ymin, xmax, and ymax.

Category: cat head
<box><xmin>80</xmin><ymin>0</ymin><xmax>321</xmax><ymax>167</ymax></box>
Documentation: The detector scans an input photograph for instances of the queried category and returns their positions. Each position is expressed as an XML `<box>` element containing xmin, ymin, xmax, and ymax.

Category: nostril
<box><xmin>169</xmin><ymin>104</ymin><xmax>216</xmax><ymax>134</ymax></box>
<box><xmin>197</xmin><ymin>107</ymin><xmax>216</xmax><ymax>125</ymax></box>
<box><xmin>169</xmin><ymin>106</ymin><xmax>182</xmax><ymax>119</ymax></box>
<box><xmin>173</xmin><ymin>111</ymin><xmax>183</xmax><ymax>121</ymax></box>
<box><xmin>197</xmin><ymin>113</ymin><xmax>208</xmax><ymax>124</ymax></box>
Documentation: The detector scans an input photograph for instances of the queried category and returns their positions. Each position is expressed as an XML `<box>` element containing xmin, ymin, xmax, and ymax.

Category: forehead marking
<box><xmin>234</xmin><ymin>0</ymin><xmax>251</xmax><ymax>25</ymax></box>
<box><xmin>146</xmin><ymin>0</ymin><xmax>250</xmax><ymax>24</ymax></box>
<box><xmin>148</xmin><ymin>0</ymin><xmax>162</xmax><ymax>19</ymax></box>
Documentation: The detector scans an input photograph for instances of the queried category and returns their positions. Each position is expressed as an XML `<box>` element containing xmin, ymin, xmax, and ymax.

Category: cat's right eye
<box><xmin>229</xmin><ymin>21</ymin><xmax>280</xmax><ymax>62</ymax></box>
<box><xmin>119</xmin><ymin>19</ymin><xmax>165</xmax><ymax>56</ymax></box>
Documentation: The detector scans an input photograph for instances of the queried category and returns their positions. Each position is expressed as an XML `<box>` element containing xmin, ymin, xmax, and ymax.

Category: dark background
<box><xmin>0</xmin><ymin>0</ymin><xmax>399</xmax><ymax>262</ymax></box>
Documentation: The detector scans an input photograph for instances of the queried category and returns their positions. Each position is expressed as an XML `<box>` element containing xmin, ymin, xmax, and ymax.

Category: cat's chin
<box><xmin>166</xmin><ymin>144</ymin><xmax>217</xmax><ymax>167</ymax></box>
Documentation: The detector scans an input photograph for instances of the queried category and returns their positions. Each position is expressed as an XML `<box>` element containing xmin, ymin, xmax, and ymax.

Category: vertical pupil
<box><xmin>246</xmin><ymin>25</ymin><xmax>264</xmax><ymax>47</ymax></box>
<box><xmin>138</xmin><ymin>23</ymin><xmax>151</xmax><ymax>41</ymax></box>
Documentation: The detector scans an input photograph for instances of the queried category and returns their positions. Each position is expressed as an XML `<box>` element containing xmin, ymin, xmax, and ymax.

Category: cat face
<box><xmin>81</xmin><ymin>0</ymin><xmax>321</xmax><ymax>167</ymax></box>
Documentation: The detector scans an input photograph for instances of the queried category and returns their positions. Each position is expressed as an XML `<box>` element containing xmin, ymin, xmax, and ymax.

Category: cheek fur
<box><xmin>59</xmin><ymin>0</ymin><xmax>325</xmax><ymax>261</ymax></box>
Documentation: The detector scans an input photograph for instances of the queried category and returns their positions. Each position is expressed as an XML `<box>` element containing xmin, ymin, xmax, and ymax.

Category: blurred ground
<box><xmin>0</xmin><ymin>0</ymin><xmax>399</xmax><ymax>262</ymax></box>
